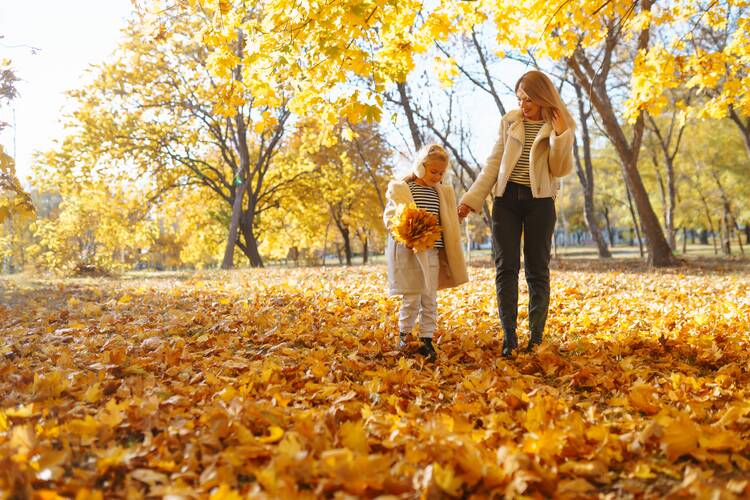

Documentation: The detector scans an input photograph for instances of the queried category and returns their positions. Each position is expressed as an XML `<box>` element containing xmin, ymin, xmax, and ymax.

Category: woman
<box><xmin>457</xmin><ymin>70</ymin><xmax>575</xmax><ymax>357</ymax></box>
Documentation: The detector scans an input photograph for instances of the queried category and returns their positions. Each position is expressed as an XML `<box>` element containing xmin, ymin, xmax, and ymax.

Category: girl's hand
<box><xmin>551</xmin><ymin>108</ymin><xmax>567</xmax><ymax>135</ymax></box>
<box><xmin>457</xmin><ymin>203</ymin><xmax>472</xmax><ymax>220</ymax></box>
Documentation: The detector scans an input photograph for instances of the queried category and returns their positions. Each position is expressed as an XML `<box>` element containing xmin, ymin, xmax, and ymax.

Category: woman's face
<box><xmin>517</xmin><ymin>88</ymin><xmax>542</xmax><ymax>121</ymax></box>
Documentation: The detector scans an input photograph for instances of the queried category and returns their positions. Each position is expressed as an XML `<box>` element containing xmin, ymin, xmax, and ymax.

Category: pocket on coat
<box><xmin>395</xmin><ymin>244</ymin><xmax>420</xmax><ymax>269</ymax></box>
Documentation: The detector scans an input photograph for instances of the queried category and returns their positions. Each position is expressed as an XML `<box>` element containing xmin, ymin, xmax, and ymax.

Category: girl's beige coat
<box><xmin>383</xmin><ymin>181</ymin><xmax>469</xmax><ymax>295</ymax></box>
<box><xmin>460</xmin><ymin>109</ymin><xmax>574</xmax><ymax>211</ymax></box>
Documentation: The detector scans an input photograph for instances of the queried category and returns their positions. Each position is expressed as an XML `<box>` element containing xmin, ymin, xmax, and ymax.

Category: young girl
<box><xmin>457</xmin><ymin>70</ymin><xmax>576</xmax><ymax>357</ymax></box>
<box><xmin>383</xmin><ymin>143</ymin><xmax>469</xmax><ymax>361</ymax></box>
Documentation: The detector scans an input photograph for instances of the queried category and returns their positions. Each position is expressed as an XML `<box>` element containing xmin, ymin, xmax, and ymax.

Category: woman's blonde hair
<box><xmin>515</xmin><ymin>71</ymin><xmax>576</xmax><ymax>130</ymax></box>
<box><xmin>404</xmin><ymin>143</ymin><xmax>450</xmax><ymax>182</ymax></box>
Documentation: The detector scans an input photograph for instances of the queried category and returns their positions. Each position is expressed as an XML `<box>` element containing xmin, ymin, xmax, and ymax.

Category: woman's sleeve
<box><xmin>460</xmin><ymin>121</ymin><xmax>506</xmax><ymax>212</ymax></box>
<box><xmin>548</xmin><ymin>128</ymin><xmax>574</xmax><ymax>177</ymax></box>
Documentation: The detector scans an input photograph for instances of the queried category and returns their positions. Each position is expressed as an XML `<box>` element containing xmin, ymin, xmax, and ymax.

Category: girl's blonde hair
<box><xmin>515</xmin><ymin>71</ymin><xmax>576</xmax><ymax>130</ymax></box>
<box><xmin>403</xmin><ymin>143</ymin><xmax>450</xmax><ymax>182</ymax></box>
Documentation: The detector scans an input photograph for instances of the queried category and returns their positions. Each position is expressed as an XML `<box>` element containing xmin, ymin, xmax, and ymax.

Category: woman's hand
<box><xmin>551</xmin><ymin>108</ymin><xmax>567</xmax><ymax>135</ymax></box>
<box><xmin>457</xmin><ymin>203</ymin><xmax>472</xmax><ymax>220</ymax></box>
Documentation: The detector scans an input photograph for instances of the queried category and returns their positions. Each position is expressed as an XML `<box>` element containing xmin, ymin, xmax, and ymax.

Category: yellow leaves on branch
<box><xmin>0</xmin><ymin>145</ymin><xmax>35</xmax><ymax>224</ymax></box>
<box><xmin>170</xmin><ymin>0</ymin><xmax>750</xmax><ymax>128</ymax></box>
<box><xmin>389</xmin><ymin>203</ymin><xmax>443</xmax><ymax>252</ymax></box>
<box><xmin>625</xmin><ymin>1</ymin><xmax>750</xmax><ymax>121</ymax></box>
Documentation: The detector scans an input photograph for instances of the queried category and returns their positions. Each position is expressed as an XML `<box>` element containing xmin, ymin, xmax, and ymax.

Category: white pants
<box><xmin>398</xmin><ymin>248</ymin><xmax>439</xmax><ymax>338</ymax></box>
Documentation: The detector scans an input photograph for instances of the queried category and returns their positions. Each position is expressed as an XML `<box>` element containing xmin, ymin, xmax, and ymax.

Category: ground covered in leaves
<box><xmin>2</xmin><ymin>261</ymin><xmax>750</xmax><ymax>499</ymax></box>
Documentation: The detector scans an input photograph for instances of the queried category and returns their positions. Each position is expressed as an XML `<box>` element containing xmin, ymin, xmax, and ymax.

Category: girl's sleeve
<box><xmin>460</xmin><ymin>120</ymin><xmax>506</xmax><ymax>212</ymax></box>
<box><xmin>382</xmin><ymin>183</ymin><xmax>398</xmax><ymax>232</ymax></box>
<box><xmin>548</xmin><ymin>128</ymin><xmax>574</xmax><ymax>177</ymax></box>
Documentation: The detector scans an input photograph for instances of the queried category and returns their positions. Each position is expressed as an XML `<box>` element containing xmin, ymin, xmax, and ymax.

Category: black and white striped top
<box><xmin>407</xmin><ymin>180</ymin><xmax>443</xmax><ymax>248</ymax></box>
<box><xmin>508</xmin><ymin>120</ymin><xmax>545</xmax><ymax>187</ymax></box>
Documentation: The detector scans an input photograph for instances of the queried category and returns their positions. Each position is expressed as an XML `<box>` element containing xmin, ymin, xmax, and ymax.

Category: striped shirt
<box><xmin>407</xmin><ymin>180</ymin><xmax>444</xmax><ymax>248</ymax></box>
<box><xmin>508</xmin><ymin>119</ymin><xmax>545</xmax><ymax>187</ymax></box>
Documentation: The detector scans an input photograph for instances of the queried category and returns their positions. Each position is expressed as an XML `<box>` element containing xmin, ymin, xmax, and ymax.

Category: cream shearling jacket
<box><xmin>460</xmin><ymin>109</ymin><xmax>574</xmax><ymax>211</ymax></box>
<box><xmin>383</xmin><ymin>180</ymin><xmax>469</xmax><ymax>296</ymax></box>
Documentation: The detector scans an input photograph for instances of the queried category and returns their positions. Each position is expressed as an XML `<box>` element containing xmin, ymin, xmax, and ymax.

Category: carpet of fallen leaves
<box><xmin>2</xmin><ymin>262</ymin><xmax>750</xmax><ymax>499</ymax></box>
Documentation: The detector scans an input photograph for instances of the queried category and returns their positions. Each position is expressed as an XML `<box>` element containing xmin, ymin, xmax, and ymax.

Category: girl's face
<box><xmin>517</xmin><ymin>88</ymin><xmax>542</xmax><ymax>121</ymax></box>
<box><xmin>419</xmin><ymin>158</ymin><xmax>447</xmax><ymax>187</ymax></box>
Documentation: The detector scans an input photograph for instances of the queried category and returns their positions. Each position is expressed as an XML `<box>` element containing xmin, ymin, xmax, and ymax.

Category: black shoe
<box><xmin>398</xmin><ymin>332</ymin><xmax>409</xmax><ymax>350</ymax></box>
<box><xmin>416</xmin><ymin>337</ymin><xmax>437</xmax><ymax>362</ymax></box>
<box><xmin>525</xmin><ymin>334</ymin><xmax>542</xmax><ymax>353</ymax></box>
<box><xmin>502</xmin><ymin>329</ymin><xmax>518</xmax><ymax>358</ymax></box>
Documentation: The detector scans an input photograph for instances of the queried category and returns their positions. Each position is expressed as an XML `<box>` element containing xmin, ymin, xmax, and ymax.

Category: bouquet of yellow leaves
<box><xmin>389</xmin><ymin>203</ymin><xmax>443</xmax><ymax>252</ymax></box>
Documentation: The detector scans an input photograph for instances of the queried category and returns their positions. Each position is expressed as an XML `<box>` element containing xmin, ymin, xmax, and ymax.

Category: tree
<box><xmin>52</xmin><ymin>9</ymin><xmax>305</xmax><ymax>269</ymax></box>
<box><xmin>300</xmin><ymin>121</ymin><xmax>390</xmax><ymax>266</ymax></box>
<box><xmin>188</xmin><ymin>0</ymin><xmax>694</xmax><ymax>265</ymax></box>
<box><xmin>1</xmin><ymin>59</ymin><xmax>34</xmax><ymax>273</ymax></box>
<box><xmin>644</xmin><ymin>90</ymin><xmax>690</xmax><ymax>251</ymax></box>
<box><xmin>572</xmin><ymin>83</ymin><xmax>612</xmax><ymax>258</ymax></box>
<box><xmin>626</xmin><ymin>1</ymin><xmax>750</xmax><ymax>161</ymax></box>
<box><xmin>0</xmin><ymin>58</ymin><xmax>20</xmax><ymax>131</ymax></box>
<box><xmin>679</xmin><ymin>119</ymin><xmax>750</xmax><ymax>256</ymax></box>
<box><xmin>27</xmin><ymin>181</ymin><xmax>154</xmax><ymax>274</ymax></box>
<box><xmin>556</xmin><ymin>1</ymin><xmax>677</xmax><ymax>266</ymax></box>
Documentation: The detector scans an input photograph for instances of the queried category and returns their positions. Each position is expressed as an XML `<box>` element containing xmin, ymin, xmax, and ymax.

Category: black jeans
<box><xmin>492</xmin><ymin>182</ymin><xmax>556</xmax><ymax>348</ymax></box>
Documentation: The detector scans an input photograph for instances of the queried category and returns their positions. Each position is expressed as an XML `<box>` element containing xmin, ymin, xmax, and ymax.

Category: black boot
<box><xmin>398</xmin><ymin>332</ymin><xmax>409</xmax><ymax>350</ymax></box>
<box><xmin>502</xmin><ymin>330</ymin><xmax>518</xmax><ymax>358</ymax></box>
<box><xmin>417</xmin><ymin>337</ymin><xmax>437</xmax><ymax>362</ymax></box>
<box><xmin>525</xmin><ymin>332</ymin><xmax>542</xmax><ymax>353</ymax></box>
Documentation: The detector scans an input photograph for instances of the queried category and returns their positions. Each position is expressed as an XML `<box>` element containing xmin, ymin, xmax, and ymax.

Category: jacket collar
<box><xmin>505</xmin><ymin>109</ymin><xmax>552</xmax><ymax>143</ymax></box>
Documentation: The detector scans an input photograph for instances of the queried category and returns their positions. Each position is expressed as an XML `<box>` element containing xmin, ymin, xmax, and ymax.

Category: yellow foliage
<box><xmin>0</xmin><ymin>145</ymin><xmax>35</xmax><ymax>224</ymax></box>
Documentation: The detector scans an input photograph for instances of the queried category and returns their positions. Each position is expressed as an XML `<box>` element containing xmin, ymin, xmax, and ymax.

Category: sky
<box><xmin>0</xmin><ymin>0</ymin><xmax>134</xmax><ymax>184</ymax></box>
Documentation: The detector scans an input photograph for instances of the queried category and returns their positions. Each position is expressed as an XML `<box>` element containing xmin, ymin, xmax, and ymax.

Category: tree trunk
<box><xmin>322</xmin><ymin>217</ymin><xmax>332</xmax><ymax>266</ymax></box>
<box><xmin>397</xmin><ymin>82</ymin><xmax>423</xmax><ymax>150</ymax></box>
<box><xmin>221</xmin><ymin>30</ymin><xmax>251</xmax><ymax>270</ymax></box>
<box><xmin>728</xmin><ymin>107</ymin><xmax>750</xmax><ymax>161</ymax></box>
<box><xmin>721</xmin><ymin>212</ymin><xmax>731</xmax><ymax>255</ymax></box>
<box><xmin>341</xmin><ymin>227</ymin><xmax>352</xmax><ymax>266</ymax></box>
<box><xmin>331</xmin><ymin>215</ymin><xmax>353</xmax><ymax>266</ymax></box>
<box><xmin>712</xmin><ymin>172</ymin><xmax>744</xmax><ymax>256</ymax></box>
<box><xmin>625</xmin><ymin>182</ymin><xmax>644</xmax><ymax>258</ymax></box>
<box><xmin>362</xmin><ymin>235</ymin><xmax>368</xmax><ymax>264</ymax></box>
<box><xmin>682</xmin><ymin>227</ymin><xmax>687</xmax><ymax>254</ymax></box>
<box><xmin>745</xmin><ymin>223</ymin><xmax>750</xmax><ymax>245</ymax></box>
<box><xmin>2</xmin><ymin>217</ymin><xmax>11</xmax><ymax>274</ymax></box>
<box><xmin>602</xmin><ymin>206</ymin><xmax>615</xmax><ymax>246</ymax></box>
<box><xmin>621</xmin><ymin>145</ymin><xmax>672</xmax><ymax>264</ymax></box>
<box><xmin>665</xmin><ymin>156</ymin><xmax>677</xmax><ymax>250</ymax></box>
<box><xmin>735</xmin><ymin>223</ymin><xmax>745</xmax><ymax>256</ymax></box>
<box><xmin>572</xmin><ymin>83</ymin><xmax>611</xmax><ymax>258</ymax></box>
<box><xmin>238</xmin><ymin>216</ymin><xmax>264</xmax><ymax>267</ymax></box>
<box><xmin>647</xmin><ymin>109</ymin><xmax>685</xmax><ymax>253</ymax></box>
<box><xmin>698</xmin><ymin>191</ymin><xmax>718</xmax><ymax>255</ymax></box>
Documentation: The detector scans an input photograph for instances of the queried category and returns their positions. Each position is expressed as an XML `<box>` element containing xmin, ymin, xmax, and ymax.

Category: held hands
<box><xmin>457</xmin><ymin>203</ymin><xmax>472</xmax><ymax>221</ymax></box>
<box><xmin>550</xmin><ymin>108</ymin><xmax>567</xmax><ymax>135</ymax></box>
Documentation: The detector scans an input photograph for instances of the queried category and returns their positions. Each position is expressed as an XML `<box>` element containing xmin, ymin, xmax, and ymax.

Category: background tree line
<box><xmin>1</xmin><ymin>0</ymin><xmax>749</xmax><ymax>274</ymax></box>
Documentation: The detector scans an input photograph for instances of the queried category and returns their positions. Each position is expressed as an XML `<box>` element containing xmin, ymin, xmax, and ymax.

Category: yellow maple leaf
<box><xmin>209</xmin><ymin>484</ymin><xmax>242</xmax><ymax>500</ymax></box>
<box><xmin>628</xmin><ymin>384</ymin><xmax>660</xmax><ymax>415</ymax></box>
<box><xmin>258</xmin><ymin>425</ymin><xmax>284</xmax><ymax>443</ymax></box>
<box><xmin>432</xmin><ymin>462</ymin><xmax>464</xmax><ymax>497</ymax></box>
<box><xmin>339</xmin><ymin>419</ymin><xmax>369</xmax><ymax>453</ymax></box>
<box><xmin>660</xmin><ymin>414</ymin><xmax>699</xmax><ymax>461</ymax></box>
